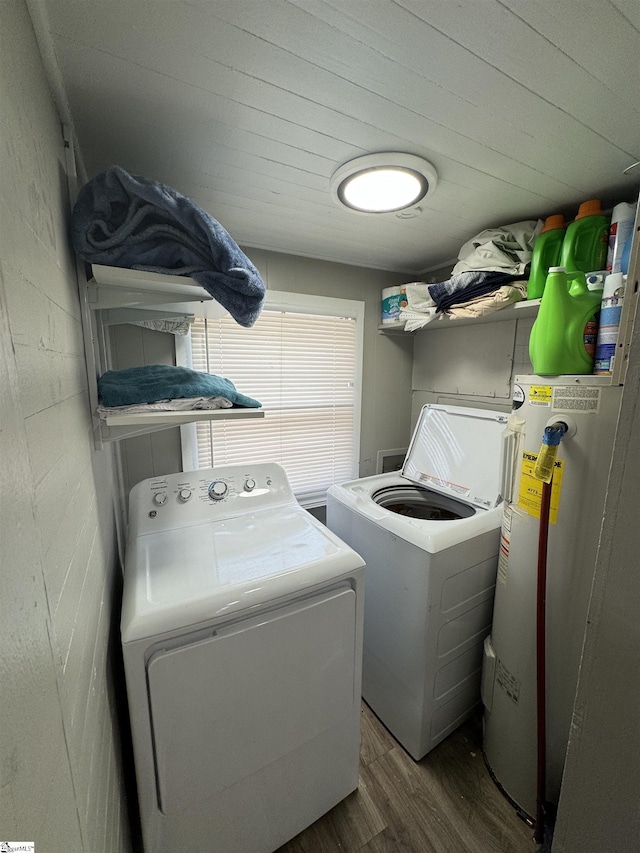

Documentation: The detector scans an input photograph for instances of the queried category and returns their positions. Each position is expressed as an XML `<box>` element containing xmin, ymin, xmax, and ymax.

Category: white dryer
<box><xmin>121</xmin><ymin>463</ymin><xmax>364</xmax><ymax>853</ymax></box>
<box><xmin>327</xmin><ymin>404</ymin><xmax>507</xmax><ymax>760</ymax></box>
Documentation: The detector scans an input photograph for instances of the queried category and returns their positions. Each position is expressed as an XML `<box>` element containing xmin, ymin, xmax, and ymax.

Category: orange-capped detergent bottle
<box><xmin>529</xmin><ymin>267</ymin><xmax>601</xmax><ymax>375</ymax></box>
<box><xmin>527</xmin><ymin>214</ymin><xmax>566</xmax><ymax>299</ymax></box>
<box><xmin>559</xmin><ymin>199</ymin><xmax>609</xmax><ymax>274</ymax></box>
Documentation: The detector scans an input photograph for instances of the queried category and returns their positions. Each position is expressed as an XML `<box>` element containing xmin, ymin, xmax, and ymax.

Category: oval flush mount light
<box><xmin>330</xmin><ymin>152</ymin><xmax>437</xmax><ymax>214</ymax></box>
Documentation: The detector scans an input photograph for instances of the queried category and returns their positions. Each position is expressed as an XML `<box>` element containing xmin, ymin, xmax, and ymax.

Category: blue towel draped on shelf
<box><xmin>71</xmin><ymin>165</ymin><xmax>266</xmax><ymax>327</ymax></box>
<box><xmin>97</xmin><ymin>365</ymin><xmax>261</xmax><ymax>409</ymax></box>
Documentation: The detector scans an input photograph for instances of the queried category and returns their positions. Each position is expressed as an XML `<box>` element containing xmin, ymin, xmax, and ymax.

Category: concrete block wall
<box><xmin>0</xmin><ymin>2</ymin><xmax>131</xmax><ymax>850</ymax></box>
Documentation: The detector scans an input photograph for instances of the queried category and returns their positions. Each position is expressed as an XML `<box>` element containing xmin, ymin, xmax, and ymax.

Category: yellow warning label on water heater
<box><xmin>517</xmin><ymin>451</ymin><xmax>564</xmax><ymax>523</ymax></box>
<box><xmin>529</xmin><ymin>385</ymin><xmax>553</xmax><ymax>406</ymax></box>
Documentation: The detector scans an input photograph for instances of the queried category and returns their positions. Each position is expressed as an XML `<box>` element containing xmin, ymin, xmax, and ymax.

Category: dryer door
<box><xmin>146</xmin><ymin>585</ymin><xmax>357</xmax><ymax>814</ymax></box>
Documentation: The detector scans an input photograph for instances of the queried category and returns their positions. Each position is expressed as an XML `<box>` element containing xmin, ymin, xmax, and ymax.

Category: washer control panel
<box><xmin>128</xmin><ymin>463</ymin><xmax>294</xmax><ymax>535</ymax></box>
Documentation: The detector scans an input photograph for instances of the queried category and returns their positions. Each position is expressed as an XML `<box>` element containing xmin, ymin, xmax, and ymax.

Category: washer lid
<box><xmin>402</xmin><ymin>405</ymin><xmax>508</xmax><ymax>510</ymax></box>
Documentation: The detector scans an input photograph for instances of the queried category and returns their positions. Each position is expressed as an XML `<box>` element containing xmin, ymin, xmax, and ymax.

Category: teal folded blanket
<box><xmin>98</xmin><ymin>365</ymin><xmax>261</xmax><ymax>409</ymax></box>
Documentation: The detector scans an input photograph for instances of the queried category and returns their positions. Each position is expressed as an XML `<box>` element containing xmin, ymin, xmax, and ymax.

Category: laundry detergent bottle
<box><xmin>567</xmin><ymin>269</ymin><xmax>589</xmax><ymax>296</ymax></box>
<box><xmin>606</xmin><ymin>201</ymin><xmax>636</xmax><ymax>273</ymax></box>
<box><xmin>559</xmin><ymin>199</ymin><xmax>609</xmax><ymax>274</ymax></box>
<box><xmin>527</xmin><ymin>214</ymin><xmax>566</xmax><ymax>299</ymax></box>
<box><xmin>529</xmin><ymin>266</ymin><xmax>600</xmax><ymax>375</ymax></box>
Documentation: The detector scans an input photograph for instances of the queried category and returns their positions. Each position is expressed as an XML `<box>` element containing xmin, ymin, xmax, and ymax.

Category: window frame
<box><xmin>176</xmin><ymin>290</ymin><xmax>365</xmax><ymax>506</ymax></box>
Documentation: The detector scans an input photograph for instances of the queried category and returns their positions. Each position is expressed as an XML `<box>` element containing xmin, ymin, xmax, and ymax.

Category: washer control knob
<box><xmin>153</xmin><ymin>492</ymin><xmax>167</xmax><ymax>506</ymax></box>
<box><xmin>208</xmin><ymin>480</ymin><xmax>228</xmax><ymax>501</ymax></box>
<box><xmin>244</xmin><ymin>478</ymin><xmax>256</xmax><ymax>492</ymax></box>
<box><xmin>178</xmin><ymin>489</ymin><xmax>192</xmax><ymax>503</ymax></box>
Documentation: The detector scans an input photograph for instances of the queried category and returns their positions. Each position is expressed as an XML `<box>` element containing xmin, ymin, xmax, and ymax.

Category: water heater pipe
<box><xmin>535</xmin><ymin>478</ymin><xmax>552</xmax><ymax>845</ymax></box>
<box><xmin>534</xmin><ymin>421</ymin><xmax>568</xmax><ymax>846</ymax></box>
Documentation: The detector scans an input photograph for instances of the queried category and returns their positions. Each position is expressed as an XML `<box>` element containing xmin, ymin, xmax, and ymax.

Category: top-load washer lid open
<box><xmin>400</xmin><ymin>404</ymin><xmax>508</xmax><ymax>510</ymax></box>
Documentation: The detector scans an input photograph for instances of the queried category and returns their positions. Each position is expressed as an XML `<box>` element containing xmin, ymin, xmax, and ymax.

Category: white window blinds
<box><xmin>186</xmin><ymin>299</ymin><xmax>361</xmax><ymax>505</ymax></box>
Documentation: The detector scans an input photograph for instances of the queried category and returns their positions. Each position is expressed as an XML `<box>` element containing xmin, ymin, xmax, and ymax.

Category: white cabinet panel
<box><xmin>412</xmin><ymin>321</ymin><xmax>516</xmax><ymax>399</ymax></box>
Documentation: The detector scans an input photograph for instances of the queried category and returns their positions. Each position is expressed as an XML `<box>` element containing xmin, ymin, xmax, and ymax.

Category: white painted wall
<box><xmin>0</xmin><ymin>2</ymin><xmax>131</xmax><ymax>849</ymax></box>
<box><xmin>552</xmin><ymin>258</ymin><xmax>640</xmax><ymax>851</ymax></box>
<box><xmin>411</xmin><ymin>314</ymin><xmax>534</xmax><ymax>421</ymax></box>
<box><xmin>112</xmin><ymin>249</ymin><xmax>414</xmax><ymax>497</ymax></box>
<box><xmin>551</xmin><ymin>334</ymin><xmax>640</xmax><ymax>849</ymax></box>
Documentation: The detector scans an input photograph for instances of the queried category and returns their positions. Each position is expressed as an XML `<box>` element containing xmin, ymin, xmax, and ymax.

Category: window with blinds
<box><xmin>184</xmin><ymin>297</ymin><xmax>362</xmax><ymax>506</ymax></box>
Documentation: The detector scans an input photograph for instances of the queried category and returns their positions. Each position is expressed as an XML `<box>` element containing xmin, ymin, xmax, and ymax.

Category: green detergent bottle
<box><xmin>527</xmin><ymin>214</ymin><xmax>566</xmax><ymax>299</ymax></box>
<box><xmin>559</xmin><ymin>199</ymin><xmax>609</xmax><ymax>274</ymax></box>
<box><xmin>529</xmin><ymin>267</ymin><xmax>601</xmax><ymax>375</ymax></box>
<box><xmin>567</xmin><ymin>269</ymin><xmax>589</xmax><ymax>296</ymax></box>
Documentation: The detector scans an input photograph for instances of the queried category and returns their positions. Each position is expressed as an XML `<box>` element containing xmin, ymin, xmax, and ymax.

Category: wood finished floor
<box><xmin>277</xmin><ymin>703</ymin><xmax>538</xmax><ymax>853</ymax></box>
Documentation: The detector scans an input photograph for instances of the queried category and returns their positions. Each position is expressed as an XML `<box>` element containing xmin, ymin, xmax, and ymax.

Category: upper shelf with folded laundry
<box><xmin>377</xmin><ymin>298</ymin><xmax>540</xmax><ymax>333</ymax></box>
<box><xmin>83</xmin><ymin>264</ymin><xmax>264</xmax><ymax>446</ymax></box>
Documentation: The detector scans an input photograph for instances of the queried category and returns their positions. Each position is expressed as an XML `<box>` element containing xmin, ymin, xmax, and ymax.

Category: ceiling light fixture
<box><xmin>330</xmin><ymin>153</ymin><xmax>437</xmax><ymax>214</ymax></box>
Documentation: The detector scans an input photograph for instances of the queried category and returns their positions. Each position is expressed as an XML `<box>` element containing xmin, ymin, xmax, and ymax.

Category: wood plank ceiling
<box><xmin>40</xmin><ymin>0</ymin><xmax>640</xmax><ymax>274</ymax></box>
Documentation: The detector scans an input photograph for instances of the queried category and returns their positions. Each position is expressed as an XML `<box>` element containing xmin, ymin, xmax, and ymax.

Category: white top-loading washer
<box><xmin>327</xmin><ymin>405</ymin><xmax>507</xmax><ymax>759</ymax></box>
<box><xmin>121</xmin><ymin>463</ymin><xmax>364</xmax><ymax>853</ymax></box>
<box><xmin>329</xmin><ymin>403</ymin><xmax>506</xmax><ymax>551</ymax></box>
